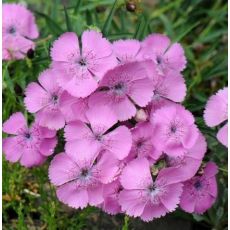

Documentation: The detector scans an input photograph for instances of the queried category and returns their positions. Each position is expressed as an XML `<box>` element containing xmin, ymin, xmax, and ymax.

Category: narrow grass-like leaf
<box><xmin>34</xmin><ymin>11</ymin><xmax>64</xmax><ymax>35</ymax></box>
<box><xmin>134</xmin><ymin>15</ymin><xmax>146</xmax><ymax>40</ymax></box>
<box><xmin>64</xmin><ymin>5</ymin><xmax>73</xmax><ymax>32</ymax></box>
<box><xmin>74</xmin><ymin>0</ymin><xmax>82</xmax><ymax>15</ymax></box>
<box><xmin>102</xmin><ymin>0</ymin><xmax>118</xmax><ymax>36</ymax></box>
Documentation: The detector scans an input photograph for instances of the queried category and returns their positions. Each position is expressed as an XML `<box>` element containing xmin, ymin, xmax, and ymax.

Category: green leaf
<box><xmin>102</xmin><ymin>0</ymin><xmax>118</xmax><ymax>36</ymax></box>
<box><xmin>74</xmin><ymin>0</ymin><xmax>82</xmax><ymax>15</ymax></box>
<box><xmin>134</xmin><ymin>15</ymin><xmax>146</xmax><ymax>39</ymax></box>
<box><xmin>64</xmin><ymin>5</ymin><xmax>73</xmax><ymax>32</ymax></box>
<box><xmin>122</xmin><ymin>216</ymin><xmax>129</xmax><ymax>230</ymax></box>
<box><xmin>34</xmin><ymin>11</ymin><xmax>64</xmax><ymax>35</ymax></box>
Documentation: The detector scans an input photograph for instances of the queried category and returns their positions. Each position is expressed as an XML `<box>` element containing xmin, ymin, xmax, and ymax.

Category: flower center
<box><xmin>51</xmin><ymin>94</ymin><xmax>58</xmax><ymax>104</ymax></box>
<box><xmin>8</xmin><ymin>26</ymin><xmax>16</xmax><ymax>35</ymax></box>
<box><xmin>156</xmin><ymin>56</ymin><xmax>162</xmax><ymax>64</ymax></box>
<box><xmin>194</xmin><ymin>180</ymin><xmax>202</xmax><ymax>190</ymax></box>
<box><xmin>78</xmin><ymin>58</ymin><xmax>87</xmax><ymax>66</ymax></box>
<box><xmin>113</xmin><ymin>82</ymin><xmax>125</xmax><ymax>95</ymax></box>
<box><xmin>170</xmin><ymin>125</ymin><xmax>177</xmax><ymax>133</ymax></box>
<box><xmin>24</xmin><ymin>132</ymin><xmax>32</xmax><ymax>140</ymax></box>
<box><xmin>80</xmin><ymin>169</ymin><xmax>89</xmax><ymax>178</ymax></box>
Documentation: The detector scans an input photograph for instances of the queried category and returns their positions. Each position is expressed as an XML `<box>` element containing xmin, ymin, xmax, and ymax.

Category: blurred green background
<box><xmin>2</xmin><ymin>0</ymin><xmax>228</xmax><ymax>229</ymax></box>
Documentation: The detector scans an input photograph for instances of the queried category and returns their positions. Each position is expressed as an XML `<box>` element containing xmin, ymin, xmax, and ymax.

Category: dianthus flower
<box><xmin>3</xmin><ymin>3</ymin><xmax>39</xmax><ymax>60</ymax></box>
<box><xmin>119</xmin><ymin>157</ymin><xmax>183</xmax><ymax>221</ymax></box>
<box><xmin>204</xmin><ymin>87</ymin><xmax>228</xmax><ymax>147</ymax></box>
<box><xmin>3</xmin><ymin>112</ymin><xmax>57</xmax><ymax>167</ymax></box>
<box><xmin>51</xmin><ymin>30</ymin><xmax>117</xmax><ymax>98</ymax></box>
<box><xmin>180</xmin><ymin>162</ymin><xmax>218</xmax><ymax>214</ymax></box>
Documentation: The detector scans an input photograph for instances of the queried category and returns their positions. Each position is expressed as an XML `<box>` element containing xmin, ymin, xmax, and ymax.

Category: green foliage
<box><xmin>2</xmin><ymin>0</ymin><xmax>227</xmax><ymax>229</ymax></box>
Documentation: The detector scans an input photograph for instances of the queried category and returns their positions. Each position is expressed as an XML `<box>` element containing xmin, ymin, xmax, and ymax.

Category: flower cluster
<box><xmin>3</xmin><ymin>4</ymin><xmax>225</xmax><ymax>222</ymax></box>
<box><xmin>3</xmin><ymin>4</ymin><xmax>39</xmax><ymax>60</ymax></box>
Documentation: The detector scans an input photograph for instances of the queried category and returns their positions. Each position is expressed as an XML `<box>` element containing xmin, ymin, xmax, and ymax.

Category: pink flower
<box><xmin>100</xmin><ymin>180</ymin><xmax>122</xmax><ymax>215</ymax></box>
<box><xmin>3</xmin><ymin>112</ymin><xmax>57</xmax><ymax>168</ymax></box>
<box><xmin>204</xmin><ymin>87</ymin><xmax>228</xmax><ymax>147</ymax></box>
<box><xmin>161</xmin><ymin>132</ymin><xmax>207</xmax><ymax>183</ymax></box>
<box><xmin>65</xmin><ymin>105</ymin><xmax>132</xmax><ymax>160</ymax></box>
<box><xmin>51</xmin><ymin>31</ymin><xmax>117</xmax><ymax>98</ymax></box>
<box><xmin>24</xmin><ymin>68</ymin><xmax>65</xmax><ymax>130</ymax></box>
<box><xmin>59</xmin><ymin>90</ymin><xmax>89</xmax><ymax>123</ymax></box>
<box><xmin>151</xmin><ymin>104</ymin><xmax>199</xmax><ymax>156</ymax></box>
<box><xmin>89</xmin><ymin>61</ymin><xmax>154</xmax><ymax>121</ymax></box>
<box><xmin>180</xmin><ymin>162</ymin><xmax>218</xmax><ymax>214</ymax></box>
<box><xmin>48</xmin><ymin>148</ymin><xmax>120</xmax><ymax>209</ymax></box>
<box><xmin>139</xmin><ymin>33</ymin><xmax>186</xmax><ymax>75</ymax></box>
<box><xmin>127</xmin><ymin>122</ymin><xmax>162</xmax><ymax>163</ymax></box>
<box><xmin>113</xmin><ymin>39</ymin><xmax>141</xmax><ymax>64</ymax></box>
<box><xmin>3</xmin><ymin>3</ymin><xmax>39</xmax><ymax>60</ymax></box>
<box><xmin>119</xmin><ymin>157</ymin><xmax>183</xmax><ymax>221</ymax></box>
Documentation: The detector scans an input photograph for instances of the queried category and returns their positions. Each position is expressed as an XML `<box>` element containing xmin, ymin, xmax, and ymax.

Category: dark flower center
<box><xmin>148</xmin><ymin>184</ymin><xmax>156</xmax><ymax>192</ymax></box>
<box><xmin>24</xmin><ymin>132</ymin><xmax>31</xmax><ymax>139</ymax></box>
<box><xmin>194</xmin><ymin>180</ymin><xmax>202</xmax><ymax>190</ymax></box>
<box><xmin>80</xmin><ymin>169</ymin><xmax>89</xmax><ymax>177</ymax></box>
<box><xmin>8</xmin><ymin>26</ymin><xmax>16</xmax><ymax>35</ymax></box>
<box><xmin>114</xmin><ymin>83</ymin><xmax>124</xmax><ymax>90</ymax></box>
<box><xmin>170</xmin><ymin>125</ymin><xmax>177</xmax><ymax>133</ymax></box>
<box><xmin>156</xmin><ymin>56</ymin><xmax>162</xmax><ymax>64</ymax></box>
<box><xmin>95</xmin><ymin>134</ymin><xmax>102</xmax><ymax>141</ymax></box>
<box><xmin>78</xmin><ymin>58</ymin><xmax>87</xmax><ymax>66</ymax></box>
<box><xmin>52</xmin><ymin>95</ymin><xmax>58</xmax><ymax>104</ymax></box>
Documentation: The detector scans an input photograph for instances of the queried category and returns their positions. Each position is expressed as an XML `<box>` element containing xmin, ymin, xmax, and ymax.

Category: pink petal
<box><xmin>179</xmin><ymin>188</ymin><xmax>196</xmax><ymax>213</ymax></box>
<box><xmin>93</xmin><ymin>151</ymin><xmax>119</xmax><ymax>184</ymax></box>
<box><xmin>39</xmin><ymin>137</ymin><xmax>57</xmax><ymax>156</ymax></box>
<box><xmin>20</xmin><ymin>149</ymin><xmax>45</xmax><ymax>168</ymax></box>
<box><xmin>88</xmin><ymin>185</ymin><xmax>104</xmax><ymax>206</ymax></box>
<box><xmin>119</xmin><ymin>190</ymin><xmax>147</xmax><ymax>217</ymax></box>
<box><xmin>38</xmin><ymin>68</ymin><xmax>60</xmax><ymax>92</ymax></box>
<box><xmin>217</xmin><ymin>123</ymin><xmax>228</xmax><ymax>147</ymax></box>
<box><xmin>159</xmin><ymin>183</ymin><xmax>183</xmax><ymax>211</ymax></box>
<box><xmin>120</xmin><ymin>158</ymin><xmax>152</xmax><ymax>190</ymax></box>
<box><xmin>64</xmin><ymin>72</ymin><xmax>98</xmax><ymax>98</ymax></box>
<box><xmin>182</xmin><ymin>125</ymin><xmax>199</xmax><ymax>149</ymax></box>
<box><xmin>49</xmin><ymin>152</ymin><xmax>80</xmax><ymax>186</ymax></box>
<box><xmin>164</xmin><ymin>43</ymin><xmax>187</xmax><ymax>71</ymax></box>
<box><xmin>113</xmin><ymin>39</ymin><xmax>141</xmax><ymax>63</ymax></box>
<box><xmin>51</xmin><ymin>32</ymin><xmax>80</xmax><ymax>62</ymax></box>
<box><xmin>36</xmin><ymin>109</ymin><xmax>65</xmax><ymax>130</ymax></box>
<box><xmin>102</xmin><ymin>126</ymin><xmax>132</xmax><ymax>160</ymax></box>
<box><xmin>141</xmin><ymin>203</ymin><xmax>167</xmax><ymax>221</ymax></box>
<box><xmin>86</xmin><ymin>105</ymin><xmax>117</xmax><ymax>134</ymax></box>
<box><xmin>204</xmin><ymin>87</ymin><xmax>228</xmax><ymax>127</ymax></box>
<box><xmin>57</xmin><ymin>182</ymin><xmax>88</xmax><ymax>209</ymax></box>
<box><xmin>203</xmin><ymin>162</ymin><xmax>218</xmax><ymax>179</ymax></box>
<box><xmin>24</xmin><ymin>82</ymin><xmax>48</xmax><ymax>113</ymax></box>
<box><xmin>128</xmin><ymin>78</ymin><xmax>154</xmax><ymax>107</ymax></box>
<box><xmin>113</xmin><ymin>97</ymin><xmax>136</xmax><ymax>121</ymax></box>
<box><xmin>3</xmin><ymin>112</ymin><xmax>27</xmax><ymax>135</ymax></box>
<box><xmin>82</xmin><ymin>30</ymin><xmax>113</xmax><ymax>59</ymax></box>
<box><xmin>3</xmin><ymin>137</ymin><xmax>22</xmax><ymax>162</ymax></box>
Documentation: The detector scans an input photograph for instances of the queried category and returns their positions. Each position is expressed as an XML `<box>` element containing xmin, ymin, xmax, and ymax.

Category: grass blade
<box><xmin>74</xmin><ymin>0</ymin><xmax>82</xmax><ymax>15</ymax></box>
<box><xmin>102</xmin><ymin>0</ymin><xmax>118</xmax><ymax>36</ymax></box>
<box><xmin>34</xmin><ymin>10</ymin><xmax>64</xmax><ymax>35</ymax></box>
<box><xmin>64</xmin><ymin>5</ymin><xmax>73</xmax><ymax>31</ymax></box>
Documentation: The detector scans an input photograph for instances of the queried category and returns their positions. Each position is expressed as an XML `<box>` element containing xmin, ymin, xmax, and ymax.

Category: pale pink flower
<box><xmin>100</xmin><ymin>180</ymin><xmax>122</xmax><ymax>215</ymax></box>
<box><xmin>139</xmin><ymin>33</ymin><xmax>186</xmax><ymax>75</ymax></box>
<box><xmin>161</xmin><ymin>132</ymin><xmax>207</xmax><ymax>183</ymax></box>
<box><xmin>3</xmin><ymin>3</ymin><xmax>39</xmax><ymax>60</ymax></box>
<box><xmin>48</xmin><ymin>148</ymin><xmax>120</xmax><ymax>209</ymax></box>
<box><xmin>65</xmin><ymin>105</ymin><xmax>132</xmax><ymax>160</ymax></box>
<box><xmin>127</xmin><ymin>122</ymin><xmax>162</xmax><ymax>163</ymax></box>
<box><xmin>204</xmin><ymin>87</ymin><xmax>228</xmax><ymax>147</ymax></box>
<box><xmin>113</xmin><ymin>39</ymin><xmax>141</xmax><ymax>64</ymax></box>
<box><xmin>151</xmin><ymin>104</ymin><xmax>199</xmax><ymax>156</ymax></box>
<box><xmin>89</xmin><ymin>61</ymin><xmax>154</xmax><ymax>121</ymax></box>
<box><xmin>24</xmin><ymin>68</ymin><xmax>65</xmax><ymax>130</ymax></box>
<box><xmin>119</xmin><ymin>157</ymin><xmax>183</xmax><ymax>221</ymax></box>
<box><xmin>3</xmin><ymin>112</ymin><xmax>57</xmax><ymax>167</ymax></box>
<box><xmin>51</xmin><ymin>31</ymin><xmax>117</xmax><ymax>98</ymax></box>
<box><xmin>59</xmin><ymin>90</ymin><xmax>89</xmax><ymax>123</ymax></box>
<box><xmin>180</xmin><ymin>162</ymin><xmax>218</xmax><ymax>214</ymax></box>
